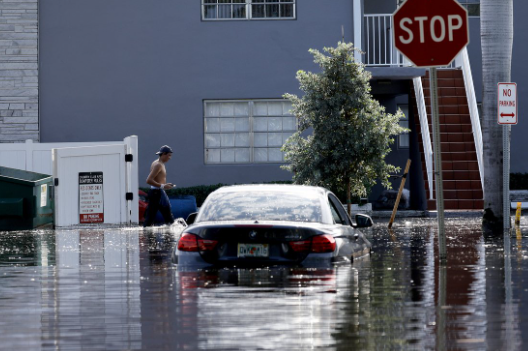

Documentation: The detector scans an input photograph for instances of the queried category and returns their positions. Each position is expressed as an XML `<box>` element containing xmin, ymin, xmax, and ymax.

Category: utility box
<box><xmin>0</xmin><ymin>166</ymin><xmax>54</xmax><ymax>231</ymax></box>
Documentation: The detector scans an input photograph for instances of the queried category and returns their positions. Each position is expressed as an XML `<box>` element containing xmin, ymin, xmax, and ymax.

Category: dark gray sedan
<box><xmin>172</xmin><ymin>185</ymin><xmax>372</xmax><ymax>268</ymax></box>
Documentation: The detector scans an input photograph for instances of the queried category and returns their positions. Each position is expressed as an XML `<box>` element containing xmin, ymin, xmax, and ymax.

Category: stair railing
<box><xmin>455</xmin><ymin>47</ymin><xmax>484</xmax><ymax>190</ymax></box>
<box><xmin>413</xmin><ymin>76</ymin><xmax>434</xmax><ymax>200</ymax></box>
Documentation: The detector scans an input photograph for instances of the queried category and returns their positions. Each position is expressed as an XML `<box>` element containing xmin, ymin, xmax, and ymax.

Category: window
<box><xmin>328</xmin><ymin>194</ymin><xmax>350</xmax><ymax>226</ymax></box>
<box><xmin>204</xmin><ymin>100</ymin><xmax>296</xmax><ymax>164</ymax></box>
<box><xmin>398</xmin><ymin>104</ymin><xmax>409</xmax><ymax>149</ymax></box>
<box><xmin>202</xmin><ymin>0</ymin><xmax>296</xmax><ymax>20</ymax></box>
<box><xmin>457</xmin><ymin>0</ymin><xmax>480</xmax><ymax>17</ymax></box>
<box><xmin>199</xmin><ymin>190</ymin><xmax>323</xmax><ymax>222</ymax></box>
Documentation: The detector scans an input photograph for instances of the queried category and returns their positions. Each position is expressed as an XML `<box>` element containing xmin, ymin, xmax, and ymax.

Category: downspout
<box><xmin>353</xmin><ymin>0</ymin><xmax>362</xmax><ymax>62</ymax></box>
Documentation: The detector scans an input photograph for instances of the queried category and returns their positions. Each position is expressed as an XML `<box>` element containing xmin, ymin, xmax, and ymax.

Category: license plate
<box><xmin>237</xmin><ymin>243</ymin><xmax>269</xmax><ymax>258</ymax></box>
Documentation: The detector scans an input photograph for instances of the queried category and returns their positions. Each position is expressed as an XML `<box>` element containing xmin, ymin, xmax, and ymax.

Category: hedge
<box><xmin>141</xmin><ymin>181</ymin><xmax>293</xmax><ymax>207</ymax></box>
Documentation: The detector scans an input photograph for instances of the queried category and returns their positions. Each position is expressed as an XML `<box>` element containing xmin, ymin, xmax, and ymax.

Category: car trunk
<box><xmin>182</xmin><ymin>222</ymin><xmax>334</xmax><ymax>266</ymax></box>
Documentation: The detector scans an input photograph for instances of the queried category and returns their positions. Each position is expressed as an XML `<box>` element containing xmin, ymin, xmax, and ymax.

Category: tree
<box><xmin>282</xmin><ymin>42</ymin><xmax>407</xmax><ymax>215</ymax></box>
<box><xmin>481</xmin><ymin>0</ymin><xmax>514</xmax><ymax>231</ymax></box>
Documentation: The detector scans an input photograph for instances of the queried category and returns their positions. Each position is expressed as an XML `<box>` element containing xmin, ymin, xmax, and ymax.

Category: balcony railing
<box><xmin>364</xmin><ymin>14</ymin><xmax>411</xmax><ymax>67</ymax></box>
<box><xmin>363</xmin><ymin>14</ymin><xmax>459</xmax><ymax>68</ymax></box>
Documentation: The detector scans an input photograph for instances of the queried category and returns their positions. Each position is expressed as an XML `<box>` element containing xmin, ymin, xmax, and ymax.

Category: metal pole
<box><xmin>503</xmin><ymin>125</ymin><xmax>511</xmax><ymax>229</ymax></box>
<box><xmin>430</xmin><ymin>68</ymin><xmax>447</xmax><ymax>261</ymax></box>
<box><xmin>504</xmin><ymin>228</ymin><xmax>513</xmax><ymax>351</ymax></box>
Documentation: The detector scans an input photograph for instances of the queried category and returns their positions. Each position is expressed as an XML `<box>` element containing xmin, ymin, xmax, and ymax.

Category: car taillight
<box><xmin>289</xmin><ymin>239</ymin><xmax>311</xmax><ymax>252</ymax></box>
<box><xmin>289</xmin><ymin>235</ymin><xmax>336</xmax><ymax>253</ymax></box>
<box><xmin>178</xmin><ymin>233</ymin><xmax>218</xmax><ymax>252</ymax></box>
<box><xmin>311</xmin><ymin>235</ymin><xmax>336</xmax><ymax>253</ymax></box>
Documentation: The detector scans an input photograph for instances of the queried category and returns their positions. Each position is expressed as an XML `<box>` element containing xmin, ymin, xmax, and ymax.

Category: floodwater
<box><xmin>0</xmin><ymin>217</ymin><xmax>527</xmax><ymax>350</ymax></box>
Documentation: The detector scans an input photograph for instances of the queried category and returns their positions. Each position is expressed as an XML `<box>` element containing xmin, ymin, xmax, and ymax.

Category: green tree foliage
<box><xmin>282</xmin><ymin>42</ymin><xmax>407</xmax><ymax>211</ymax></box>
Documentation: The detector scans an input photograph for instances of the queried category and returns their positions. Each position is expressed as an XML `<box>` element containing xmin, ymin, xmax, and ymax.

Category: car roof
<box><xmin>212</xmin><ymin>184</ymin><xmax>328</xmax><ymax>196</ymax></box>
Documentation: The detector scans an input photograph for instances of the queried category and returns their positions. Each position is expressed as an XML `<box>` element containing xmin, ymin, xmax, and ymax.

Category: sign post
<box><xmin>498</xmin><ymin>82</ymin><xmax>517</xmax><ymax>229</ymax></box>
<box><xmin>393</xmin><ymin>0</ymin><xmax>469</xmax><ymax>261</ymax></box>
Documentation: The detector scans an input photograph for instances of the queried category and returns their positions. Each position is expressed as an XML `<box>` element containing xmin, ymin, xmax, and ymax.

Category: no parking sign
<box><xmin>498</xmin><ymin>82</ymin><xmax>517</xmax><ymax>125</ymax></box>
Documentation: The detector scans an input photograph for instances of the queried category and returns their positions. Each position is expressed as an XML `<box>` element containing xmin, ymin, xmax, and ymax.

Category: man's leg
<box><xmin>143</xmin><ymin>190</ymin><xmax>162</xmax><ymax>227</ymax></box>
<box><xmin>159</xmin><ymin>205</ymin><xmax>175</xmax><ymax>225</ymax></box>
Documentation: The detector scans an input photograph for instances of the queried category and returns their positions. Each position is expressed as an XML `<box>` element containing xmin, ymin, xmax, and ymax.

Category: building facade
<box><xmin>1</xmin><ymin>0</ymin><xmax>527</xmax><ymax>209</ymax></box>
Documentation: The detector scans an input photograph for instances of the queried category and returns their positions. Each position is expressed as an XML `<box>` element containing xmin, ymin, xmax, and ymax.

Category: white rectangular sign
<box><xmin>498</xmin><ymin>82</ymin><xmax>517</xmax><ymax>125</ymax></box>
<box><xmin>79</xmin><ymin>172</ymin><xmax>104</xmax><ymax>223</ymax></box>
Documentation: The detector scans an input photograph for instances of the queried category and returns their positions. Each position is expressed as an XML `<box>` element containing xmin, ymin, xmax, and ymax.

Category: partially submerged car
<box><xmin>172</xmin><ymin>184</ymin><xmax>372</xmax><ymax>268</ymax></box>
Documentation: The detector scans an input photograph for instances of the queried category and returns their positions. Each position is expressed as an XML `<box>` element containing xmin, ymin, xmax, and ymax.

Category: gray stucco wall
<box><xmin>0</xmin><ymin>0</ymin><xmax>38</xmax><ymax>143</ymax></box>
<box><xmin>39</xmin><ymin>0</ymin><xmax>356</xmax><ymax>187</ymax></box>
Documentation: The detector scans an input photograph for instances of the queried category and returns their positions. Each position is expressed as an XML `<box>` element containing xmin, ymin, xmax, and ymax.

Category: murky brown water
<box><xmin>0</xmin><ymin>217</ymin><xmax>526</xmax><ymax>350</ymax></box>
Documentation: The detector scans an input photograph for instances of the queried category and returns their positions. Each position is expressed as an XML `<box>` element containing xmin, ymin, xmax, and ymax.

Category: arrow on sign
<box><xmin>501</xmin><ymin>112</ymin><xmax>515</xmax><ymax>118</ymax></box>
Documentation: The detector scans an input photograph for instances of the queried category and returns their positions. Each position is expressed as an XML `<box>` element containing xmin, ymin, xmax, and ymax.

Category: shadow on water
<box><xmin>0</xmin><ymin>217</ymin><xmax>527</xmax><ymax>350</ymax></box>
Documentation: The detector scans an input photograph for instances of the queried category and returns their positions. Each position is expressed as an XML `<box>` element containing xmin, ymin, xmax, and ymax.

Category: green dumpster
<box><xmin>0</xmin><ymin>166</ymin><xmax>54</xmax><ymax>231</ymax></box>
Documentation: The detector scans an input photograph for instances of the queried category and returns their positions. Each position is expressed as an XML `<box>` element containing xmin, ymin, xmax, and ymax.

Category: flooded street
<box><xmin>1</xmin><ymin>217</ymin><xmax>527</xmax><ymax>350</ymax></box>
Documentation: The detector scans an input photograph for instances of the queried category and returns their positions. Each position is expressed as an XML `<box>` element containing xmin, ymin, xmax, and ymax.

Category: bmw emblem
<box><xmin>249</xmin><ymin>230</ymin><xmax>258</xmax><ymax>239</ymax></box>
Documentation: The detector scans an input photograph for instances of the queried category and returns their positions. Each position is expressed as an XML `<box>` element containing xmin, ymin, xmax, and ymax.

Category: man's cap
<box><xmin>156</xmin><ymin>145</ymin><xmax>173</xmax><ymax>155</ymax></box>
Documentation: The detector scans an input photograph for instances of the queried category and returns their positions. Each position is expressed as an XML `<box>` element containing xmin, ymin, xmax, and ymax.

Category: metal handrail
<box><xmin>455</xmin><ymin>47</ymin><xmax>484</xmax><ymax>191</ymax></box>
<box><xmin>413</xmin><ymin>77</ymin><xmax>434</xmax><ymax>199</ymax></box>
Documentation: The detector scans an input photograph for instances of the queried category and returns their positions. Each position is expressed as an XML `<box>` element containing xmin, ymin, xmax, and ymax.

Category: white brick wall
<box><xmin>0</xmin><ymin>0</ymin><xmax>38</xmax><ymax>143</ymax></box>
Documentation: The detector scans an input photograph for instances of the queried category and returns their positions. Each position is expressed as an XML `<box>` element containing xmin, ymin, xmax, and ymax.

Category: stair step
<box><xmin>415</xmin><ymin>124</ymin><xmax>472</xmax><ymax>133</ymax></box>
<box><xmin>416</xmin><ymin>142</ymin><xmax>475</xmax><ymax>152</ymax></box>
<box><xmin>424</xmin><ymin>69</ymin><xmax>463</xmax><ymax>78</ymax></box>
<box><xmin>424</xmin><ymin>180</ymin><xmax>482</xmax><ymax>190</ymax></box>
<box><xmin>422</xmin><ymin>97</ymin><xmax>468</xmax><ymax>105</ymax></box>
<box><xmin>421</xmin><ymin>170</ymin><xmax>481</xmax><ymax>181</ymax></box>
<box><xmin>416</xmin><ymin>133</ymin><xmax>475</xmax><ymax>143</ymax></box>
<box><xmin>420</xmin><ymin>77</ymin><xmax>465</xmax><ymax>88</ymax></box>
<box><xmin>413</xmin><ymin>115</ymin><xmax>472</xmax><ymax>122</ymax></box>
<box><xmin>427</xmin><ymin>190</ymin><xmax>483</xmax><ymax>200</ymax></box>
<box><xmin>427</xmin><ymin>199</ymin><xmax>484</xmax><ymax>210</ymax></box>
<box><xmin>419</xmin><ymin>162</ymin><xmax>479</xmax><ymax>172</ymax></box>
<box><xmin>419</xmin><ymin>152</ymin><xmax>479</xmax><ymax>162</ymax></box>
<box><xmin>412</xmin><ymin>87</ymin><xmax>467</xmax><ymax>97</ymax></box>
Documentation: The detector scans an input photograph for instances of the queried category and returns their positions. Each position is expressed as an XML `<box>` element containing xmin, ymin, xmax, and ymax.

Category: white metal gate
<box><xmin>0</xmin><ymin>136</ymin><xmax>139</xmax><ymax>227</ymax></box>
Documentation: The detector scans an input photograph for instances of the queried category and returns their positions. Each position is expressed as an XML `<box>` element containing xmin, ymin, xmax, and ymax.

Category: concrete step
<box><xmin>425</xmin><ymin>189</ymin><xmax>483</xmax><ymax>200</ymax></box>
<box><xmin>424</xmin><ymin>180</ymin><xmax>482</xmax><ymax>190</ymax></box>
<box><xmin>428</xmin><ymin>199</ymin><xmax>484</xmax><ymax>210</ymax></box>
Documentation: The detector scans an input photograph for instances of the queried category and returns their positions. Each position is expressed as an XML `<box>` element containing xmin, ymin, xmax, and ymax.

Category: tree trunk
<box><xmin>481</xmin><ymin>0</ymin><xmax>514</xmax><ymax>232</ymax></box>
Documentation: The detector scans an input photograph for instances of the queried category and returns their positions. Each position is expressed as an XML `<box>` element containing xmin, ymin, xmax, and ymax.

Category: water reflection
<box><xmin>0</xmin><ymin>218</ymin><xmax>528</xmax><ymax>350</ymax></box>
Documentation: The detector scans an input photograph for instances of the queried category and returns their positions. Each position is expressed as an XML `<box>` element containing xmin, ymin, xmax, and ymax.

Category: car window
<box><xmin>328</xmin><ymin>197</ymin><xmax>345</xmax><ymax>225</ymax></box>
<box><xmin>328</xmin><ymin>194</ymin><xmax>350</xmax><ymax>226</ymax></box>
<box><xmin>199</xmin><ymin>190</ymin><xmax>323</xmax><ymax>223</ymax></box>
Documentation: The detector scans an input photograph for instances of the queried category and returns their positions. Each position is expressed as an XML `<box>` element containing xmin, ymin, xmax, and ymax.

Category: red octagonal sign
<box><xmin>393</xmin><ymin>0</ymin><xmax>469</xmax><ymax>67</ymax></box>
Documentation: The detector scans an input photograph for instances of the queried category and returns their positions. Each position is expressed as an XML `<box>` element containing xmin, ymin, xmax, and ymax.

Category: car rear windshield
<box><xmin>199</xmin><ymin>190</ymin><xmax>323</xmax><ymax>223</ymax></box>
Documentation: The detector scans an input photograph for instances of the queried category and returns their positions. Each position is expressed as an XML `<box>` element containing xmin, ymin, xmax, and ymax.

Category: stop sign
<box><xmin>393</xmin><ymin>0</ymin><xmax>469</xmax><ymax>67</ymax></box>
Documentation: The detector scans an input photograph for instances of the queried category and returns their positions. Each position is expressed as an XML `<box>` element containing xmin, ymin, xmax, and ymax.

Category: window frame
<box><xmin>203</xmin><ymin>99</ymin><xmax>297</xmax><ymax>165</ymax></box>
<box><xmin>201</xmin><ymin>0</ymin><xmax>297</xmax><ymax>21</ymax></box>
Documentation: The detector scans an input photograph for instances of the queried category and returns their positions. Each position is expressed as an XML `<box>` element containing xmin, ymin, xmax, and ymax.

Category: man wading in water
<box><xmin>143</xmin><ymin>145</ymin><xmax>175</xmax><ymax>227</ymax></box>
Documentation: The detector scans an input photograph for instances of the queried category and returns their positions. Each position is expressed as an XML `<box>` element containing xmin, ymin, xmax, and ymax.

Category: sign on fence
<box><xmin>79</xmin><ymin>172</ymin><xmax>104</xmax><ymax>224</ymax></box>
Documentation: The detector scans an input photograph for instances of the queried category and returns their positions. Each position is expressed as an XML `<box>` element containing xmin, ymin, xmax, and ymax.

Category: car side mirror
<box><xmin>186</xmin><ymin>212</ymin><xmax>198</xmax><ymax>225</ymax></box>
<box><xmin>355</xmin><ymin>214</ymin><xmax>373</xmax><ymax>228</ymax></box>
